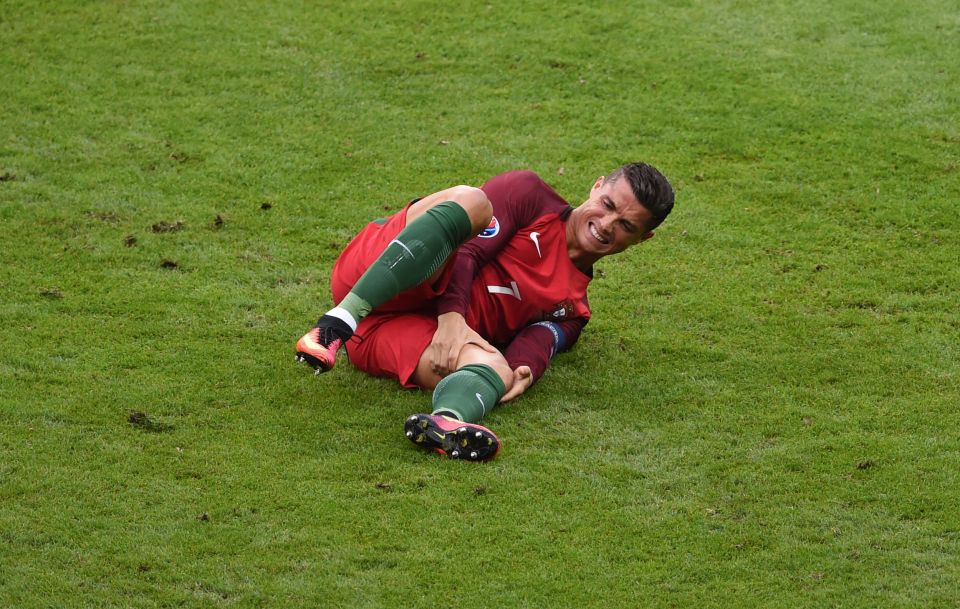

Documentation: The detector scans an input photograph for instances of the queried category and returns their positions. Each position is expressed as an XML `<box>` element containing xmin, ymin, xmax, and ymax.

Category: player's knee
<box><xmin>447</xmin><ymin>185</ymin><xmax>492</xmax><ymax>234</ymax></box>
<box><xmin>456</xmin><ymin>345</ymin><xmax>514</xmax><ymax>394</ymax></box>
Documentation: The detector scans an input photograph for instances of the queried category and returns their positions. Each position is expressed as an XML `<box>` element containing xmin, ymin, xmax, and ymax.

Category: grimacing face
<box><xmin>566</xmin><ymin>175</ymin><xmax>655</xmax><ymax>263</ymax></box>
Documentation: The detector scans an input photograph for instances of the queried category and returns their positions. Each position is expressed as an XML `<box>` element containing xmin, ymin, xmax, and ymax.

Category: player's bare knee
<box><xmin>456</xmin><ymin>344</ymin><xmax>514</xmax><ymax>393</ymax></box>
<box><xmin>447</xmin><ymin>185</ymin><xmax>492</xmax><ymax>234</ymax></box>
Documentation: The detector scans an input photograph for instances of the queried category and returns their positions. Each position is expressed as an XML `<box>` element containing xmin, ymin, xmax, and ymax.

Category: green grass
<box><xmin>2</xmin><ymin>0</ymin><xmax>959</xmax><ymax>607</ymax></box>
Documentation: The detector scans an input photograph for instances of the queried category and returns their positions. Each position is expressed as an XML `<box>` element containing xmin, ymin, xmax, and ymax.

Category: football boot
<box><xmin>403</xmin><ymin>413</ymin><xmax>501</xmax><ymax>461</ymax></box>
<box><xmin>295</xmin><ymin>314</ymin><xmax>353</xmax><ymax>374</ymax></box>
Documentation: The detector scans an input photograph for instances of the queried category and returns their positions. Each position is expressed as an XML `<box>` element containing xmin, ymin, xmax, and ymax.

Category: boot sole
<box><xmin>403</xmin><ymin>414</ymin><xmax>500</xmax><ymax>461</ymax></box>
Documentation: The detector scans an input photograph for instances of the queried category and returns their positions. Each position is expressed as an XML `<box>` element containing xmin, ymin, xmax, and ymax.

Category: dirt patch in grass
<box><xmin>39</xmin><ymin>287</ymin><xmax>63</xmax><ymax>299</ymax></box>
<box><xmin>128</xmin><ymin>410</ymin><xmax>174</xmax><ymax>433</ymax></box>
<box><xmin>151</xmin><ymin>220</ymin><xmax>184</xmax><ymax>233</ymax></box>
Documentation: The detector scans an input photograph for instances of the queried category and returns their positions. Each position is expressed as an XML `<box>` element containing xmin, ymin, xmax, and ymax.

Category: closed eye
<box><xmin>604</xmin><ymin>197</ymin><xmax>635</xmax><ymax>232</ymax></box>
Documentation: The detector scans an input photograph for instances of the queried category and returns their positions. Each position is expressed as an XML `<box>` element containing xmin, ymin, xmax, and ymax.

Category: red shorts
<box><xmin>344</xmin><ymin>312</ymin><xmax>438</xmax><ymax>388</ymax></box>
<box><xmin>331</xmin><ymin>206</ymin><xmax>453</xmax><ymax>387</ymax></box>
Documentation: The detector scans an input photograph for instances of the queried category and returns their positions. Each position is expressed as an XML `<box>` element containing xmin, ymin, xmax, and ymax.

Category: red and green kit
<box><xmin>331</xmin><ymin>170</ymin><xmax>593</xmax><ymax>388</ymax></box>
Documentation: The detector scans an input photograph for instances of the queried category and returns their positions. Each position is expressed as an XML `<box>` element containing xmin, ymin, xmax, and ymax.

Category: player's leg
<box><xmin>296</xmin><ymin>186</ymin><xmax>491</xmax><ymax>373</ymax></box>
<box><xmin>403</xmin><ymin>344</ymin><xmax>515</xmax><ymax>461</ymax></box>
<box><xmin>412</xmin><ymin>343</ymin><xmax>514</xmax><ymax>418</ymax></box>
<box><xmin>341</xmin><ymin>310</ymin><xmax>510</xmax><ymax>462</ymax></box>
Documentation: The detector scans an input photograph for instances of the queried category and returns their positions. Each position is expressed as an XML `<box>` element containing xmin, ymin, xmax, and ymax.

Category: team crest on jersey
<box><xmin>478</xmin><ymin>216</ymin><xmax>500</xmax><ymax>238</ymax></box>
<box><xmin>549</xmin><ymin>300</ymin><xmax>575</xmax><ymax>319</ymax></box>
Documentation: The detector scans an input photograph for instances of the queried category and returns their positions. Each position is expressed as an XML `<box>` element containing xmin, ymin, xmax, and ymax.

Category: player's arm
<box><xmin>499</xmin><ymin>317</ymin><xmax>587</xmax><ymax>402</ymax></box>
<box><xmin>429</xmin><ymin>171</ymin><xmax>550</xmax><ymax>374</ymax></box>
<box><xmin>435</xmin><ymin>171</ymin><xmax>548</xmax><ymax>317</ymax></box>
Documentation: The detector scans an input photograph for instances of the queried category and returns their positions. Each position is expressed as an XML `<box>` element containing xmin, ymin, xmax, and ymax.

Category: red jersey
<box><xmin>333</xmin><ymin>170</ymin><xmax>592</xmax><ymax>387</ymax></box>
<box><xmin>437</xmin><ymin>171</ymin><xmax>592</xmax><ymax>374</ymax></box>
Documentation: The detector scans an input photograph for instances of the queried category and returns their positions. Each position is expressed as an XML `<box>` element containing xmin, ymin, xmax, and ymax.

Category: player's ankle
<box><xmin>315</xmin><ymin>314</ymin><xmax>354</xmax><ymax>343</ymax></box>
<box><xmin>325</xmin><ymin>306</ymin><xmax>359</xmax><ymax>332</ymax></box>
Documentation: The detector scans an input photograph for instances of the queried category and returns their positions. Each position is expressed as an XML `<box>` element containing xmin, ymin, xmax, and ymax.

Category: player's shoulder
<box><xmin>484</xmin><ymin>169</ymin><xmax>567</xmax><ymax>207</ymax></box>
<box><xmin>490</xmin><ymin>169</ymin><xmax>550</xmax><ymax>191</ymax></box>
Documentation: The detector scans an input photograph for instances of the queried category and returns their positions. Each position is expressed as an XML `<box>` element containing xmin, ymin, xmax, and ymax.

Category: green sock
<box><xmin>337</xmin><ymin>201</ymin><xmax>473</xmax><ymax>321</ymax></box>
<box><xmin>431</xmin><ymin>364</ymin><xmax>507</xmax><ymax>423</ymax></box>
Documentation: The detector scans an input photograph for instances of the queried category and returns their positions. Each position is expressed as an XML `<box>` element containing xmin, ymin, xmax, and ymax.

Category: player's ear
<box><xmin>591</xmin><ymin>176</ymin><xmax>605</xmax><ymax>192</ymax></box>
<box><xmin>639</xmin><ymin>230</ymin><xmax>655</xmax><ymax>243</ymax></box>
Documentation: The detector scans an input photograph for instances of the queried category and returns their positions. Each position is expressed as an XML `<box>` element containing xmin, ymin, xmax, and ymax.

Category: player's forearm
<box><xmin>503</xmin><ymin>322</ymin><xmax>562</xmax><ymax>384</ymax></box>
<box><xmin>435</xmin><ymin>253</ymin><xmax>478</xmax><ymax>316</ymax></box>
<box><xmin>504</xmin><ymin>319</ymin><xmax>585</xmax><ymax>384</ymax></box>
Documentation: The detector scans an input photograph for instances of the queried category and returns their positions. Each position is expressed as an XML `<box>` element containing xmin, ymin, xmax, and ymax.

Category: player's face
<box><xmin>568</xmin><ymin>175</ymin><xmax>655</xmax><ymax>262</ymax></box>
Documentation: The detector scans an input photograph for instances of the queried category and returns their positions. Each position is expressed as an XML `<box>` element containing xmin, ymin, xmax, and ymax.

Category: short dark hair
<box><xmin>606</xmin><ymin>162</ymin><xmax>675</xmax><ymax>231</ymax></box>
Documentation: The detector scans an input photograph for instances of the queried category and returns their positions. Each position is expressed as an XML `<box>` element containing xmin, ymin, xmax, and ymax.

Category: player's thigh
<box><xmin>345</xmin><ymin>312</ymin><xmax>437</xmax><ymax>388</ymax></box>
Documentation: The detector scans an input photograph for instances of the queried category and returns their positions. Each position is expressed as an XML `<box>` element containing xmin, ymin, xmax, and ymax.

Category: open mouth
<box><xmin>589</xmin><ymin>223</ymin><xmax>609</xmax><ymax>244</ymax></box>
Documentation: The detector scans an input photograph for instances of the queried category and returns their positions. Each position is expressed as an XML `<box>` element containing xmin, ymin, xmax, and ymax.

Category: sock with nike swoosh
<box><xmin>431</xmin><ymin>363</ymin><xmax>506</xmax><ymax>423</ymax></box>
<box><xmin>328</xmin><ymin>201</ymin><xmax>473</xmax><ymax>328</ymax></box>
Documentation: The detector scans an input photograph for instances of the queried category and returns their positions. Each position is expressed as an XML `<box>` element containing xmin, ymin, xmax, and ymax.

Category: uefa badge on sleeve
<box><xmin>478</xmin><ymin>216</ymin><xmax>500</xmax><ymax>238</ymax></box>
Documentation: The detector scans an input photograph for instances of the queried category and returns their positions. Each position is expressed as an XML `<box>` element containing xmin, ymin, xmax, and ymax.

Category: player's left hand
<box><xmin>500</xmin><ymin>365</ymin><xmax>532</xmax><ymax>402</ymax></box>
<box><xmin>430</xmin><ymin>312</ymin><xmax>496</xmax><ymax>376</ymax></box>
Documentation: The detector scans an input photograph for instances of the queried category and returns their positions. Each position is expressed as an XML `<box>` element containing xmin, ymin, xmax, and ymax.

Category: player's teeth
<box><xmin>590</xmin><ymin>224</ymin><xmax>607</xmax><ymax>243</ymax></box>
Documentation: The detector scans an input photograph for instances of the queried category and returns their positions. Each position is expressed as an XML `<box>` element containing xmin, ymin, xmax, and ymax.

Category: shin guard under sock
<box><xmin>431</xmin><ymin>363</ymin><xmax>507</xmax><ymax>423</ymax></box>
<box><xmin>336</xmin><ymin>201</ymin><xmax>473</xmax><ymax>322</ymax></box>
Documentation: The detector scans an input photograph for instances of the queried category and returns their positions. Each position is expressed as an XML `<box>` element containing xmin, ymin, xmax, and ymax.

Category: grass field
<box><xmin>2</xmin><ymin>0</ymin><xmax>959</xmax><ymax>607</ymax></box>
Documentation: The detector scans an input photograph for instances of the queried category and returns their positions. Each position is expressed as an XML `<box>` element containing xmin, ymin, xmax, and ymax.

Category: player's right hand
<box><xmin>430</xmin><ymin>312</ymin><xmax>496</xmax><ymax>376</ymax></box>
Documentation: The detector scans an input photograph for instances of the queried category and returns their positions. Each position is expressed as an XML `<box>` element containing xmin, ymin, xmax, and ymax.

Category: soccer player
<box><xmin>295</xmin><ymin>164</ymin><xmax>674</xmax><ymax>461</ymax></box>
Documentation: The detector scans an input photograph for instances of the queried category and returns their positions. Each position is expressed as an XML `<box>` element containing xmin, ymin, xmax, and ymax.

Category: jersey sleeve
<box><xmin>503</xmin><ymin>317</ymin><xmax>587</xmax><ymax>384</ymax></box>
<box><xmin>436</xmin><ymin>171</ymin><xmax>562</xmax><ymax>316</ymax></box>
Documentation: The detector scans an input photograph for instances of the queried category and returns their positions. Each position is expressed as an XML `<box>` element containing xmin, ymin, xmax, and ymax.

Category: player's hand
<box><xmin>430</xmin><ymin>312</ymin><xmax>496</xmax><ymax>376</ymax></box>
<box><xmin>500</xmin><ymin>365</ymin><xmax>532</xmax><ymax>402</ymax></box>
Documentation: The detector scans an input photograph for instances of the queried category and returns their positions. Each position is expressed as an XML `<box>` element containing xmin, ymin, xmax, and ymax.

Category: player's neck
<box><xmin>569</xmin><ymin>252</ymin><xmax>597</xmax><ymax>274</ymax></box>
<box><xmin>567</xmin><ymin>238</ymin><xmax>598</xmax><ymax>273</ymax></box>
